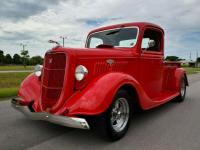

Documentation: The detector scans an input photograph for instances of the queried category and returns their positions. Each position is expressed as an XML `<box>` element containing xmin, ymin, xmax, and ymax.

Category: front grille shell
<box><xmin>41</xmin><ymin>52</ymin><xmax>66</xmax><ymax>110</ymax></box>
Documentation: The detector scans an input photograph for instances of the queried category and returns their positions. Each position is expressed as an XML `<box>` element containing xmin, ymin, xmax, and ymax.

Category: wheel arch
<box><xmin>61</xmin><ymin>72</ymin><xmax>145</xmax><ymax>116</ymax></box>
<box><xmin>175</xmin><ymin>68</ymin><xmax>188</xmax><ymax>90</ymax></box>
<box><xmin>184</xmin><ymin>73</ymin><xmax>189</xmax><ymax>86</ymax></box>
<box><xmin>118</xmin><ymin>84</ymin><xmax>142</xmax><ymax>111</ymax></box>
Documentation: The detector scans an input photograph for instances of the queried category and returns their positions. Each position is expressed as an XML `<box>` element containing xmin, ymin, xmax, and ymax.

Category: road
<box><xmin>0</xmin><ymin>70</ymin><xmax>32</xmax><ymax>73</ymax></box>
<box><xmin>0</xmin><ymin>73</ymin><xmax>200</xmax><ymax>150</ymax></box>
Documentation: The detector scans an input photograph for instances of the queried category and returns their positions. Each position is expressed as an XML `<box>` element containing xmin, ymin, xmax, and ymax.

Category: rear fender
<box><xmin>59</xmin><ymin>73</ymin><xmax>148</xmax><ymax>116</ymax></box>
<box><xmin>174</xmin><ymin>68</ymin><xmax>188</xmax><ymax>91</ymax></box>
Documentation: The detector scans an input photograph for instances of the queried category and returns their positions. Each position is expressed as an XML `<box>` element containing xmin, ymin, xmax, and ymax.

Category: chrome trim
<box><xmin>34</xmin><ymin>65</ymin><xmax>43</xmax><ymax>77</ymax></box>
<box><xmin>75</xmin><ymin>65</ymin><xmax>88</xmax><ymax>81</ymax></box>
<box><xmin>11</xmin><ymin>102</ymin><xmax>90</xmax><ymax>130</ymax></box>
<box><xmin>111</xmin><ymin>97</ymin><xmax>129</xmax><ymax>132</ymax></box>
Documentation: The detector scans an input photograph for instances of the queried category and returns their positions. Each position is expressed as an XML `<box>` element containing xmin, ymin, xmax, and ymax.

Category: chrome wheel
<box><xmin>111</xmin><ymin>98</ymin><xmax>130</xmax><ymax>132</ymax></box>
<box><xmin>180</xmin><ymin>79</ymin><xmax>186</xmax><ymax>97</ymax></box>
<box><xmin>175</xmin><ymin>77</ymin><xmax>187</xmax><ymax>102</ymax></box>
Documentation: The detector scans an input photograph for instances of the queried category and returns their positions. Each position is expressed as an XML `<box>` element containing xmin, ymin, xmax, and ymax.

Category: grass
<box><xmin>0</xmin><ymin>65</ymin><xmax>34</xmax><ymax>71</ymax></box>
<box><xmin>183</xmin><ymin>67</ymin><xmax>200</xmax><ymax>74</ymax></box>
<box><xmin>0</xmin><ymin>65</ymin><xmax>199</xmax><ymax>100</ymax></box>
<box><xmin>0</xmin><ymin>72</ymin><xmax>30</xmax><ymax>99</ymax></box>
<box><xmin>0</xmin><ymin>88</ymin><xmax>18</xmax><ymax>99</ymax></box>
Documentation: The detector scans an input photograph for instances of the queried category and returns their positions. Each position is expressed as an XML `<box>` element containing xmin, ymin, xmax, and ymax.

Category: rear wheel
<box><xmin>176</xmin><ymin>77</ymin><xmax>186</xmax><ymax>102</ymax></box>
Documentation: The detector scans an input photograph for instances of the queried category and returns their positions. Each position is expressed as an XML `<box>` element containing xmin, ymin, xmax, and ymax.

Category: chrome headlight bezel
<box><xmin>34</xmin><ymin>64</ymin><xmax>43</xmax><ymax>77</ymax></box>
<box><xmin>75</xmin><ymin>65</ymin><xmax>88</xmax><ymax>81</ymax></box>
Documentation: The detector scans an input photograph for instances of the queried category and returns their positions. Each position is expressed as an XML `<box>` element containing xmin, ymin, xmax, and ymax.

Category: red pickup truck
<box><xmin>12</xmin><ymin>22</ymin><xmax>188</xmax><ymax>140</ymax></box>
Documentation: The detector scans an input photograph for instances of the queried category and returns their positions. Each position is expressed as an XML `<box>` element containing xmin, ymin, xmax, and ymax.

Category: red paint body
<box><xmin>18</xmin><ymin>22</ymin><xmax>187</xmax><ymax>117</ymax></box>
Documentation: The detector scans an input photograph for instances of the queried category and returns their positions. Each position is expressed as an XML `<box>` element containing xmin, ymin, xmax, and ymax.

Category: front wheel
<box><xmin>86</xmin><ymin>90</ymin><xmax>133</xmax><ymax>141</ymax></box>
<box><xmin>106</xmin><ymin>91</ymin><xmax>132</xmax><ymax>140</ymax></box>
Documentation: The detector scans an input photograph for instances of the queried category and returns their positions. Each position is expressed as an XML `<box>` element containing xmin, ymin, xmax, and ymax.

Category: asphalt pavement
<box><xmin>0</xmin><ymin>73</ymin><xmax>200</xmax><ymax>150</ymax></box>
<box><xmin>0</xmin><ymin>70</ymin><xmax>32</xmax><ymax>73</ymax></box>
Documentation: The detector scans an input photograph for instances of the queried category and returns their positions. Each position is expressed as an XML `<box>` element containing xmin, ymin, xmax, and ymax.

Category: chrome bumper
<box><xmin>11</xmin><ymin>99</ymin><xmax>90</xmax><ymax>130</ymax></box>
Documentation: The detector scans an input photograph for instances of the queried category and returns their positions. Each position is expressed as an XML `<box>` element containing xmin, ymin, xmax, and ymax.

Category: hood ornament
<box><xmin>106</xmin><ymin>59</ymin><xmax>114</xmax><ymax>66</ymax></box>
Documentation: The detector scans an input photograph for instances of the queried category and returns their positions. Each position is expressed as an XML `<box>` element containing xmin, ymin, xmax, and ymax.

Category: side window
<box><xmin>141</xmin><ymin>38</ymin><xmax>150</xmax><ymax>49</ymax></box>
<box><xmin>142</xmin><ymin>29</ymin><xmax>162</xmax><ymax>52</ymax></box>
<box><xmin>119</xmin><ymin>39</ymin><xmax>136</xmax><ymax>47</ymax></box>
<box><xmin>89</xmin><ymin>37</ymin><xmax>103</xmax><ymax>48</ymax></box>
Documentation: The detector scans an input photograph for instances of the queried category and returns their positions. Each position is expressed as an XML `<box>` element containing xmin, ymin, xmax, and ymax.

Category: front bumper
<box><xmin>11</xmin><ymin>98</ymin><xmax>90</xmax><ymax>130</ymax></box>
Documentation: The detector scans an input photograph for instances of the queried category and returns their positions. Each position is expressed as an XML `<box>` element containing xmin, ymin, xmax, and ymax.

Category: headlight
<box><xmin>34</xmin><ymin>65</ymin><xmax>43</xmax><ymax>77</ymax></box>
<box><xmin>75</xmin><ymin>65</ymin><xmax>88</xmax><ymax>81</ymax></box>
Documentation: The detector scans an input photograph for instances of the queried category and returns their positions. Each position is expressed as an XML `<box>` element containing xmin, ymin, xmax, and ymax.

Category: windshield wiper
<box><xmin>96</xmin><ymin>44</ymin><xmax>114</xmax><ymax>48</ymax></box>
<box><xmin>106</xmin><ymin>25</ymin><xmax>125</xmax><ymax>35</ymax></box>
<box><xmin>106</xmin><ymin>29</ymin><xmax>121</xmax><ymax>35</ymax></box>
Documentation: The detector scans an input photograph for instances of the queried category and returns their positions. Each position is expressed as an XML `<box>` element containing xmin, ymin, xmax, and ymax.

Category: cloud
<box><xmin>0</xmin><ymin>0</ymin><xmax>199</xmax><ymax>60</ymax></box>
<box><xmin>0</xmin><ymin>0</ymin><xmax>60</xmax><ymax>21</ymax></box>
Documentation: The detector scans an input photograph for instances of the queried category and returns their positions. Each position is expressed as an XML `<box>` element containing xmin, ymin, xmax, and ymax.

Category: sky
<box><xmin>0</xmin><ymin>0</ymin><xmax>200</xmax><ymax>60</ymax></box>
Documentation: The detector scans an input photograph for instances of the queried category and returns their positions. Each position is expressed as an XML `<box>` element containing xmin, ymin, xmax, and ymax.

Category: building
<box><xmin>178</xmin><ymin>60</ymin><xmax>196</xmax><ymax>67</ymax></box>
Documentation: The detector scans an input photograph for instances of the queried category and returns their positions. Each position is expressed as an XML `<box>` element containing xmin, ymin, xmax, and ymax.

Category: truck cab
<box><xmin>12</xmin><ymin>22</ymin><xmax>188</xmax><ymax>141</ymax></box>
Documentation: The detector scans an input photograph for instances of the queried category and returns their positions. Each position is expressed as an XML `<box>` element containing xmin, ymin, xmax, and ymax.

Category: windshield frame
<box><xmin>86</xmin><ymin>26</ymin><xmax>139</xmax><ymax>49</ymax></box>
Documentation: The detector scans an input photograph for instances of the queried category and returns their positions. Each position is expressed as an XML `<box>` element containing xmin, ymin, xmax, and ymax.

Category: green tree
<box><xmin>20</xmin><ymin>49</ymin><xmax>29</xmax><ymax>68</ymax></box>
<box><xmin>13</xmin><ymin>54</ymin><xmax>21</xmax><ymax>64</ymax></box>
<box><xmin>165</xmin><ymin>56</ymin><xmax>179</xmax><ymax>61</ymax></box>
<box><xmin>29</xmin><ymin>56</ymin><xmax>43</xmax><ymax>65</ymax></box>
<box><xmin>0</xmin><ymin>50</ymin><xmax>4</xmax><ymax>64</ymax></box>
<box><xmin>4</xmin><ymin>54</ymin><xmax>12</xmax><ymax>64</ymax></box>
<box><xmin>197</xmin><ymin>57</ymin><xmax>200</xmax><ymax>62</ymax></box>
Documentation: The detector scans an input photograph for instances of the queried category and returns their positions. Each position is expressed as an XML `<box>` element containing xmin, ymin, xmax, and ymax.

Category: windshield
<box><xmin>86</xmin><ymin>27</ymin><xmax>138</xmax><ymax>48</ymax></box>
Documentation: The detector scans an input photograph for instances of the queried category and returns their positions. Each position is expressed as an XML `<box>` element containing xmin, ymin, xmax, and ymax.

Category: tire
<box><xmin>87</xmin><ymin>90</ymin><xmax>133</xmax><ymax>141</ymax></box>
<box><xmin>175</xmin><ymin>77</ymin><xmax>186</xmax><ymax>102</ymax></box>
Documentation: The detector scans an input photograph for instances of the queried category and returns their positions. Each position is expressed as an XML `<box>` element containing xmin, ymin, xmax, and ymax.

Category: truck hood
<box><xmin>52</xmin><ymin>46</ymin><xmax>137</xmax><ymax>58</ymax></box>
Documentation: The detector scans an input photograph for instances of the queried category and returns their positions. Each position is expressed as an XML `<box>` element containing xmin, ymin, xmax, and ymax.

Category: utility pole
<box><xmin>20</xmin><ymin>43</ymin><xmax>28</xmax><ymax>68</ymax></box>
<box><xmin>60</xmin><ymin>36</ymin><xmax>67</xmax><ymax>47</ymax></box>
<box><xmin>189</xmin><ymin>52</ymin><xmax>192</xmax><ymax>61</ymax></box>
<box><xmin>20</xmin><ymin>43</ymin><xmax>27</xmax><ymax>51</ymax></box>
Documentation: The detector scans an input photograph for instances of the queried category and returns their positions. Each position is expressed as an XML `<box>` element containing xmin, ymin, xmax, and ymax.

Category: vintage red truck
<box><xmin>11</xmin><ymin>22</ymin><xmax>188</xmax><ymax>140</ymax></box>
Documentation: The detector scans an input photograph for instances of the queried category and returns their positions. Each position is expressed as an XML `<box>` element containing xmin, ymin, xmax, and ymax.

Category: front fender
<box><xmin>58</xmin><ymin>72</ymin><xmax>146</xmax><ymax>116</ymax></box>
<box><xmin>18</xmin><ymin>73</ymin><xmax>42</xmax><ymax>111</ymax></box>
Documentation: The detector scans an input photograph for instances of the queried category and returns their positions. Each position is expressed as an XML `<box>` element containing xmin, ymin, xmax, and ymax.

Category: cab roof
<box><xmin>88</xmin><ymin>22</ymin><xmax>164</xmax><ymax>35</ymax></box>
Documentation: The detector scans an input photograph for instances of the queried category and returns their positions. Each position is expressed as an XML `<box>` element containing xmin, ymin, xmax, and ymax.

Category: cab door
<box><xmin>139</xmin><ymin>27</ymin><xmax>164</xmax><ymax>99</ymax></box>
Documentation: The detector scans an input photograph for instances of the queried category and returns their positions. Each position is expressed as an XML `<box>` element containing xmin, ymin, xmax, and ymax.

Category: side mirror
<box><xmin>48</xmin><ymin>40</ymin><xmax>61</xmax><ymax>46</ymax></box>
<box><xmin>148</xmin><ymin>39</ymin><xmax>155</xmax><ymax>48</ymax></box>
